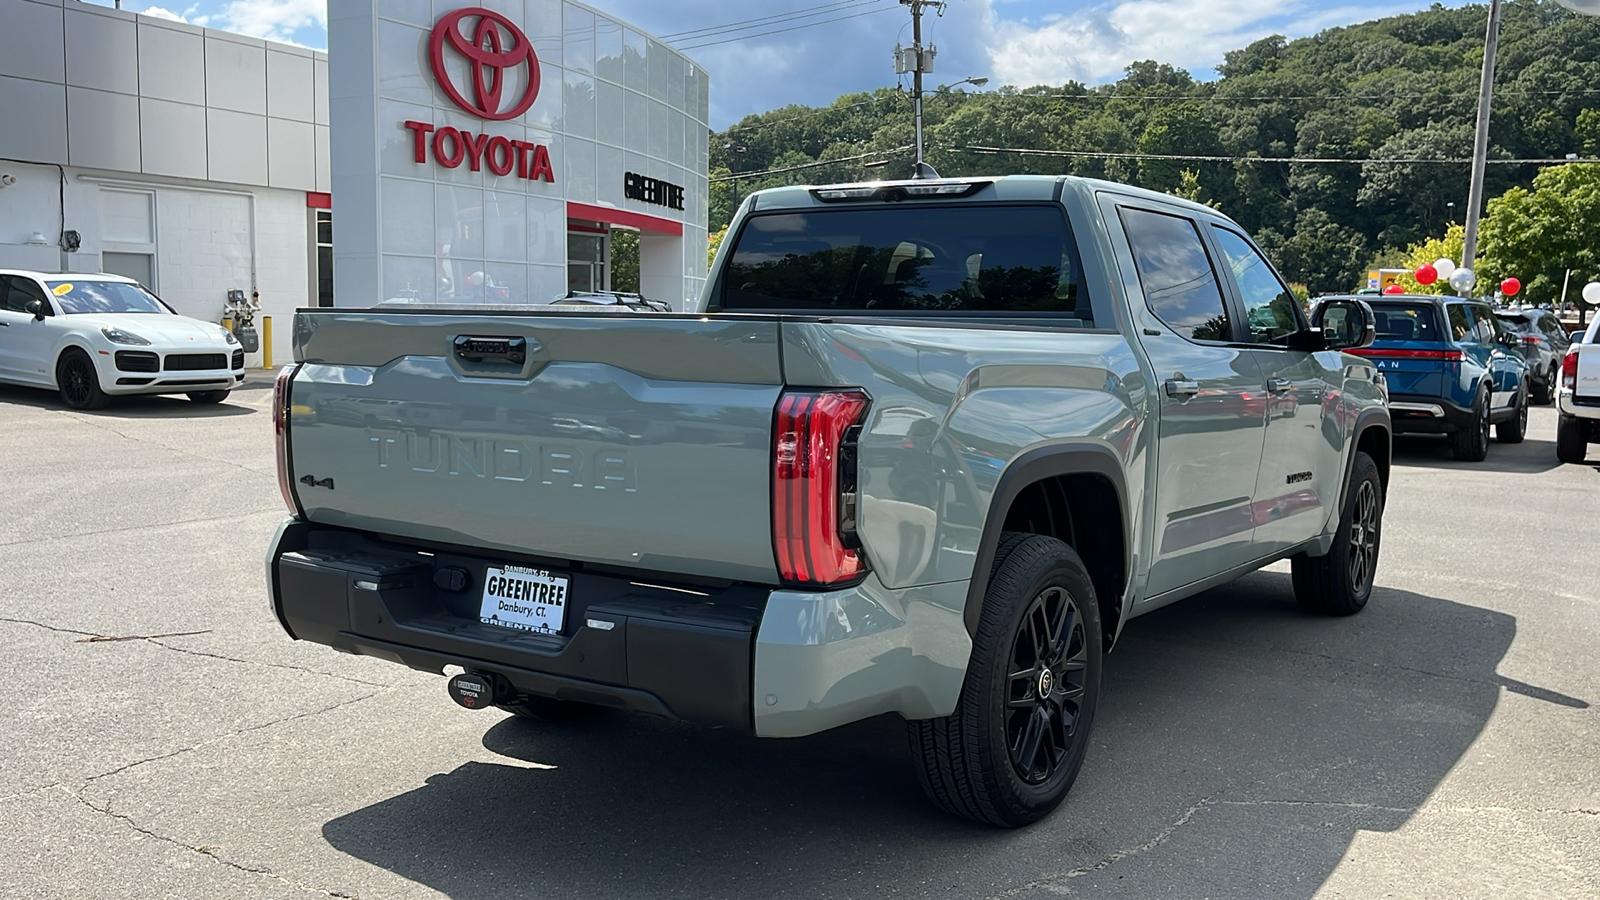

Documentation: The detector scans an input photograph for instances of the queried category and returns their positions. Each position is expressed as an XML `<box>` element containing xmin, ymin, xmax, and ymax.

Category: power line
<box><xmin>660</xmin><ymin>0</ymin><xmax>876</xmax><ymax>40</ymax></box>
<box><xmin>957</xmin><ymin>145</ymin><xmax>1600</xmax><ymax>165</ymax></box>
<box><xmin>709</xmin><ymin>145</ymin><xmax>913</xmax><ymax>182</ymax></box>
<box><xmin>677</xmin><ymin>6</ymin><xmax>900</xmax><ymax>50</ymax></box>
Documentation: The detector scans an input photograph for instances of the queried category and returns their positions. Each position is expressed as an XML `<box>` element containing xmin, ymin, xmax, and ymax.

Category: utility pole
<box><xmin>897</xmin><ymin>0</ymin><xmax>944</xmax><ymax>178</ymax></box>
<box><xmin>1460</xmin><ymin>0</ymin><xmax>1503</xmax><ymax>290</ymax></box>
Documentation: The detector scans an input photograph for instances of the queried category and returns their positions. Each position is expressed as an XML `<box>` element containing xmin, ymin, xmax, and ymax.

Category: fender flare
<box><xmin>1341</xmin><ymin>406</ymin><xmax>1392</xmax><ymax>510</ymax></box>
<box><xmin>963</xmin><ymin>442</ymin><xmax>1131</xmax><ymax>639</ymax></box>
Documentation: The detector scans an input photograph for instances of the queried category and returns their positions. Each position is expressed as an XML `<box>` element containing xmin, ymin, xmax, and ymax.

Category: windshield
<box><xmin>719</xmin><ymin>204</ymin><xmax>1090</xmax><ymax>324</ymax></box>
<box><xmin>1370</xmin><ymin>303</ymin><xmax>1440</xmax><ymax>342</ymax></box>
<box><xmin>46</xmin><ymin>280</ymin><xmax>171</xmax><ymax>315</ymax></box>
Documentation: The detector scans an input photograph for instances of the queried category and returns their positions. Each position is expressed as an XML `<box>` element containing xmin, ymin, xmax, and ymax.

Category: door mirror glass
<box><xmin>24</xmin><ymin>299</ymin><xmax>43</xmax><ymax>320</ymax></box>
<box><xmin>1312</xmin><ymin>299</ymin><xmax>1376</xmax><ymax>351</ymax></box>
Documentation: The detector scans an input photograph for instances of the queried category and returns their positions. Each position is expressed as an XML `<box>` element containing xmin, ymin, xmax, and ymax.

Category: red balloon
<box><xmin>1383</xmin><ymin>284</ymin><xmax>1406</xmax><ymax>295</ymax></box>
<box><xmin>1415</xmin><ymin>264</ymin><xmax>1439</xmax><ymax>286</ymax></box>
<box><xmin>1501</xmin><ymin>277</ymin><xmax>1521</xmax><ymax>296</ymax></box>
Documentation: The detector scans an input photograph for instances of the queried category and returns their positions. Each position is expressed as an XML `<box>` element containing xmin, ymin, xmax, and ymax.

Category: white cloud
<box><xmin>981</xmin><ymin>0</ymin><xmax>1419</xmax><ymax>87</ymax></box>
<box><xmin>138</xmin><ymin>6</ymin><xmax>189</xmax><ymax>23</ymax></box>
<box><xmin>208</xmin><ymin>0</ymin><xmax>327</xmax><ymax>44</ymax></box>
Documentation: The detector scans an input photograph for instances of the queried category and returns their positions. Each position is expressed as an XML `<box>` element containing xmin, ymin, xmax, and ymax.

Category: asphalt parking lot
<box><xmin>2</xmin><ymin>379</ymin><xmax>1597</xmax><ymax>900</ymax></box>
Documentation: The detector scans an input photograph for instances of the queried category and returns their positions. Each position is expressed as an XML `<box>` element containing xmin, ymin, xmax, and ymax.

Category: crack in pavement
<box><xmin>981</xmin><ymin>796</ymin><xmax>1218</xmax><ymax>899</ymax></box>
<box><xmin>0</xmin><ymin>509</ymin><xmax>285</xmax><ymax>548</ymax></box>
<box><xmin>0</xmin><ymin>616</ymin><xmax>101</xmax><ymax>638</ymax></box>
<box><xmin>64</xmin><ymin>786</ymin><xmax>358</xmax><ymax>899</ymax></box>
<box><xmin>56</xmin><ymin>411</ymin><xmax>275</xmax><ymax>481</ymax></box>
<box><xmin>143</xmin><ymin>638</ymin><xmax>394</xmax><ymax>687</ymax></box>
<box><xmin>79</xmin><ymin>690</ymin><xmax>392</xmax><ymax>787</ymax></box>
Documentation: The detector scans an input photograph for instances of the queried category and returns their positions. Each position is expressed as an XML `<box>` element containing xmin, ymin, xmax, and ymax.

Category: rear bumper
<box><xmin>1388</xmin><ymin>393</ymin><xmax>1473</xmax><ymax>434</ymax></box>
<box><xmin>266</xmin><ymin>520</ymin><xmax>971</xmax><ymax>737</ymax></box>
<box><xmin>1557</xmin><ymin>391</ymin><xmax>1600</xmax><ymax>421</ymax></box>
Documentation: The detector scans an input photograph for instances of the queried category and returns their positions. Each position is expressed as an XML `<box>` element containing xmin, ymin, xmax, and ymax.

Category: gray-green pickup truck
<box><xmin>268</xmin><ymin>176</ymin><xmax>1391</xmax><ymax>826</ymax></box>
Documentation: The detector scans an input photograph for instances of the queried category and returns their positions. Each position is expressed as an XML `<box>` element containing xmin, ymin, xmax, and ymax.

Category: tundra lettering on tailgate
<box><xmin>365</xmin><ymin>427</ymin><xmax>637</xmax><ymax>491</ymax></box>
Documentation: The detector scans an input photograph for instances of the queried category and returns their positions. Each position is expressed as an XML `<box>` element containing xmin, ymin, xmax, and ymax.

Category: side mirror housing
<box><xmin>24</xmin><ymin>299</ymin><xmax>44</xmax><ymax>321</ymax></box>
<box><xmin>1311</xmin><ymin>298</ymin><xmax>1376</xmax><ymax>351</ymax></box>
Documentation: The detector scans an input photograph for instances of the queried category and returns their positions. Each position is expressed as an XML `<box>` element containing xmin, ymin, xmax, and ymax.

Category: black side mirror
<box><xmin>1310</xmin><ymin>298</ymin><xmax>1376</xmax><ymax>351</ymax></box>
<box><xmin>24</xmin><ymin>299</ymin><xmax>44</xmax><ymax>321</ymax></box>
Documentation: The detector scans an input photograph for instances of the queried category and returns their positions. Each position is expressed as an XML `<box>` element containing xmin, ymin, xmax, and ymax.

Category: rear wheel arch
<box><xmin>967</xmin><ymin>445</ymin><xmax>1129</xmax><ymax>652</ymax></box>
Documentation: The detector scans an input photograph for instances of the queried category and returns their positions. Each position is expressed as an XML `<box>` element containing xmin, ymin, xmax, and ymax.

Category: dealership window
<box><xmin>314</xmin><ymin>210</ymin><xmax>334</xmax><ymax>307</ymax></box>
<box><xmin>567</xmin><ymin>231</ymin><xmax>609</xmax><ymax>293</ymax></box>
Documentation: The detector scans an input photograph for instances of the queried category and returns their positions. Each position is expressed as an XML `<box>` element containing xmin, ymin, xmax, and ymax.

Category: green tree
<box><xmin>1396</xmin><ymin>224</ymin><xmax>1465</xmax><ymax>295</ymax></box>
<box><xmin>610</xmin><ymin>230</ymin><xmax>640</xmax><ymax>293</ymax></box>
<box><xmin>1479</xmin><ymin>163</ymin><xmax>1600</xmax><ymax>316</ymax></box>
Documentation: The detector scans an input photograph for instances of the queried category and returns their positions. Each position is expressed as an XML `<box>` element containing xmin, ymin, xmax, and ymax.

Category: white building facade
<box><xmin>330</xmin><ymin>1</ymin><xmax>711</xmax><ymax>309</ymax></box>
<box><xmin>0</xmin><ymin>0</ymin><xmax>333</xmax><ymax>365</ymax></box>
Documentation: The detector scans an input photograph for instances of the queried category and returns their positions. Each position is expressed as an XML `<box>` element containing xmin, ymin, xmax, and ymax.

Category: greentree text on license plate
<box><xmin>479</xmin><ymin>565</ymin><xmax>569</xmax><ymax>634</ymax></box>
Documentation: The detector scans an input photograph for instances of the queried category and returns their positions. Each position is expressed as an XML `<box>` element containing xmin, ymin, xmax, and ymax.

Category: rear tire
<box><xmin>498</xmin><ymin>695</ymin><xmax>602</xmax><ymax>722</ymax></box>
<box><xmin>1291</xmin><ymin>451</ymin><xmax>1383</xmax><ymax>616</ymax></box>
<box><xmin>1449</xmin><ymin>387</ymin><xmax>1490</xmax><ymax>461</ymax></box>
<box><xmin>1495</xmin><ymin>380</ymin><xmax>1528</xmax><ymax>444</ymax></box>
<box><xmin>56</xmin><ymin>349</ymin><xmax>110</xmax><ymax>410</ymax></box>
<box><xmin>1533</xmin><ymin>365</ymin><xmax>1556</xmax><ymax>405</ymax></box>
<box><xmin>1557</xmin><ymin>414</ymin><xmax>1589</xmax><ymax>464</ymax></box>
<box><xmin>187</xmin><ymin>390</ymin><xmax>231</xmax><ymax>404</ymax></box>
<box><xmin>908</xmin><ymin>533</ymin><xmax>1102</xmax><ymax>827</ymax></box>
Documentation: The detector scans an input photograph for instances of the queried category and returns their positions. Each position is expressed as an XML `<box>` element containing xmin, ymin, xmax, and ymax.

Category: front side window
<box><xmin>1119</xmin><ymin>207</ymin><xmax>1230</xmax><ymax>342</ymax></box>
<box><xmin>5</xmin><ymin>277</ymin><xmax>50</xmax><ymax>315</ymax></box>
<box><xmin>720</xmin><ymin>205</ymin><xmax>1089</xmax><ymax>323</ymax></box>
<box><xmin>1211</xmin><ymin>226</ymin><xmax>1301</xmax><ymax>344</ymax></box>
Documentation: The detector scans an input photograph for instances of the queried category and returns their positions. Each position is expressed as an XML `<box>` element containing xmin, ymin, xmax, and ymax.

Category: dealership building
<box><xmin>0</xmin><ymin>0</ymin><xmax>711</xmax><ymax>365</ymax></box>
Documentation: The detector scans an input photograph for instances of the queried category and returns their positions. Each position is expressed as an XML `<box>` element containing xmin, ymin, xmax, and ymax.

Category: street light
<box><xmin>936</xmin><ymin>76</ymin><xmax>989</xmax><ymax>93</ymax></box>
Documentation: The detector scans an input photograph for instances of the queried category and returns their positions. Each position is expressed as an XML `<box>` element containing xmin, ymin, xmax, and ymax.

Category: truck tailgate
<box><xmin>1577</xmin><ymin>342</ymin><xmax>1600</xmax><ymax>400</ymax></box>
<box><xmin>286</xmin><ymin>312</ymin><xmax>784</xmax><ymax>583</ymax></box>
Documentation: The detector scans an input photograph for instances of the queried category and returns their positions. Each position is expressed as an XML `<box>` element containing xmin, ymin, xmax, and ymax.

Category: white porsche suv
<box><xmin>0</xmin><ymin>271</ymin><xmax>245</xmax><ymax>409</ymax></box>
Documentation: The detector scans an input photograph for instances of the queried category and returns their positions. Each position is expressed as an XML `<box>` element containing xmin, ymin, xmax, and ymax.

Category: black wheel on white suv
<box><xmin>56</xmin><ymin>348</ymin><xmax>110</xmax><ymax>410</ymax></box>
<box><xmin>1292</xmin><ymin>451</ymin><xmax>1383</xmax><ymax>616</ymax></box>
<box><xmin>908</xmin><ymin>532</ymin><xmax>1102</xmax><ymax>827</ymax></box>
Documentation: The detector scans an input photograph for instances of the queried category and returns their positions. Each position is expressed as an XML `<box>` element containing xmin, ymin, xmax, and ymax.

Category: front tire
<box><xmin>908</xmin><ymin>533</ymin><xmax>1102</xmax><ymax>827</ymax></box>
<box><xmin>1495</xmin><ymin>380</ymin><xmax>1528</xmax><ymax>444</ymax></box>
<box><xmin>1449</xmin><ymin>387</ymin><xmax>1490</xmax><ymax>461</ymax></box>
<box><xmin>56</xmin><ymin>349</ymin><xmax>110</xmax><ymax>410</ymax></box>
<box><xmin>1292</xmin><ymin>451</ymin><xmax>1383</xmax><ymax>616</ymax></box>
<box><xmin>187</xmin><ymin>390</ymin><xmax>231</xmax><ymax>404</ymax></box>
<box><xmin>1557</xmin><ymin>414</ymin><xmax>1589</xmax><ymax>464</ymax></box>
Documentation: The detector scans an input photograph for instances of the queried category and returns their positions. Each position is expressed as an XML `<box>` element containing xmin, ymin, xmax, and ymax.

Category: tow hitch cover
<box><xmin>448</xmin><ymin>672</ymin><xmax>495</xmax><ymax>709</ymax></box>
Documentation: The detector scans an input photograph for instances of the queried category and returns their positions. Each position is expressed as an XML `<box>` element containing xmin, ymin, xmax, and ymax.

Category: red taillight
<box><xmin>1563</xmin><ymin>350</ymin><xmax>1579</xmax><ymax>392</ymax></box>
<box><xmin>1348</xmin><ymin>348</ymin><xmax>1464</xmax><ymax>361</ymax></box>
<box><xmin>273</xmin><ymin>366</ymin><xmax>302</xmax><ymax>515</ymax></box>
<box><xmin>774</xmin><ymin>390</ymin><xmax>870</xmax><ymax>586</ymax></box>
<box><xmin>1521</xmin><ymin>335</ymin><xmax>1542</xmax><ymax>344</ymax></box>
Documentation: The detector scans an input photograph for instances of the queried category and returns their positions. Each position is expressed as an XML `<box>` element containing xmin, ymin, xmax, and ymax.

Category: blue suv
<box><xmin>1320</xmin><ymin>295</ymin><xmax>1529</xmax><ymax>461</ymax></box>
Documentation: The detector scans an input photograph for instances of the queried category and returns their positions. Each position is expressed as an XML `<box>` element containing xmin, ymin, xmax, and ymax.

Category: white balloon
<box><xmin>1583</xmin><ymin>281</ymin><xmax>1600</xmax><ymax>305</ymax></box>
<box><xmin>1449</xmin><ymin>267</ymin><xmax>1477</xmax><ymax>293</ymax></box>
<box><xmin>1434</xmin><ymin>258</ymin><xmax>1456</xmax><ymax>279</ymax></box>
<box><xmin>1554</xmin><ymin>0</ymin><xmax>1600</xmax><ymax>16</ymax></box>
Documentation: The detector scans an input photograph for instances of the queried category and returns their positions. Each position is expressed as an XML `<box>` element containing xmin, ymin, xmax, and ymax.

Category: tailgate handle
<box><xmin>454</xmin><ymin>335</ymin><xmax>528</xmax><ymax>364</ymax></box>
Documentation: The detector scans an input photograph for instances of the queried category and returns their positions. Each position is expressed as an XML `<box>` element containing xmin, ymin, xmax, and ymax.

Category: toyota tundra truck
<box><xmin>267</xmin><ymin>176</ymin><xmax>1391</xmax><ymax>827</ymax></box>
<box><xmin>1556</xmin><ymin>316</ymin><xmax>1600</xmax><ymax>463</ymax></box>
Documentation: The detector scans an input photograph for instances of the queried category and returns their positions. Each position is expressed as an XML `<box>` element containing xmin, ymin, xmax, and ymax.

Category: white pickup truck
<box><xmin>1557</xmin><ymin>317</ymin><xmax>1600</xmax><ymax>463</ymax></box>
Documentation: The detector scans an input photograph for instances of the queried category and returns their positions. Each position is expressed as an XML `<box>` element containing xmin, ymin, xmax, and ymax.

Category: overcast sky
<box><xmin>121</xmin><ymin>0</ymin><xmax>1474</xmax><ymax>128</ymax></box>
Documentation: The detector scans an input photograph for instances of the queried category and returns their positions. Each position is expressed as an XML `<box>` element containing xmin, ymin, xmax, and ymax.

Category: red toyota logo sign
<box><xmin>429</xmin><ymin>7</ymin><xmax>540</xmax><ymax>121</ymax></box>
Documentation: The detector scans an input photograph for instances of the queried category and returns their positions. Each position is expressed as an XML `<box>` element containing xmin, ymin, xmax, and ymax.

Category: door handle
<box><xmin>1164</xmin><ymin>379</ymin><xmax>1200</xmax><ymax>398</ymax></box>
<box><xmin>1267</xmin><ymin>377</ymin><xmax>1292</xmax><ymax>394</ymax></box>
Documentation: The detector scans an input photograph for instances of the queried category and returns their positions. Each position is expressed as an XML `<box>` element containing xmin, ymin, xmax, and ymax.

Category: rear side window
<box><xmin>1372</xmin><ymin>304</ymin><xmax>1440</xmax><ymax>342</ymax></box>
<box><xmin>719</xmin><ymin>205</ymin><xmax>1090</xmax><ymax>324</ymax></box>
<box><xmin>1446</xmin><ymin>305</ymin><xmax>1472</xmax><ymax>342</ymax></box>
<box><xmin>1496</xmin><ymin>314</ymin><xmax>1534</xmax><ymax>334</ymax></box>
<box><xmin>1120</xmin><ymin>208</ymin><xmax>1230</xmax><ymax>342</ymax></box>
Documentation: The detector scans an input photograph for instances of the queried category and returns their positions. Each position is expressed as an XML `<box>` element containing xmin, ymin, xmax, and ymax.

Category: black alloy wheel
<box><xmin>56</xmin><ymin>350</ymin><xmax>109</xmax><ymax>410</ymax></box>
<box><xmin>1006</xmin><ymin>586</ymin><xmax>1090</xmax><ymax>785</ymax></box>
<box><xmin>1345</xmin><ymin>478</ymin><xmax>1380</xmax><ymax>599</ymax></box>
<box><xmin>1450</xmin><ymin>387</ymin><xmax>1491</xmax><ymax>461</ymax></box>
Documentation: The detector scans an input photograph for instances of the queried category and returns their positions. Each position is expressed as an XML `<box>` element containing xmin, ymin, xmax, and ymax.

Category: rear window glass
<box><xmin>719</xmin><ymin>205</ymin><xmax>1091</xmax><ymax>324</ymax></box>
<box><xmin>1371</xmin><ymin>304</ymin><xmax>1439</xmax><ymax>342</ymax></box>
<box><xmin>1495</xmin><ymin>314</ymin><xmax>1534</xmax><ymax>334</ymax></box>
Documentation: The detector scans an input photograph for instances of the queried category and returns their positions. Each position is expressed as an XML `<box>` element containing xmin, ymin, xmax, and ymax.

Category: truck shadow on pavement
<box><xmin>322</xmin><ymin>573</ymin><xmax>1567</xmax><ymax>899</ymax></box>
<box><xmin>0</xmin><ymin>383</ymin><xmax>254</xmax><ymax>418</ymax></box>
<box><xmin>1391</xmin><ymin>433</ymin><xmax>1562</xmax><ymax>474</ymax></box>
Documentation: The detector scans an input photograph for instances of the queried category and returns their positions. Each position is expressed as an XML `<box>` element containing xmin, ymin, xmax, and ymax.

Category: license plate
<box><xmin>479</xmin><ymin>565</ymin><xmax>569</xmax><ymax>635</ymax></box>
